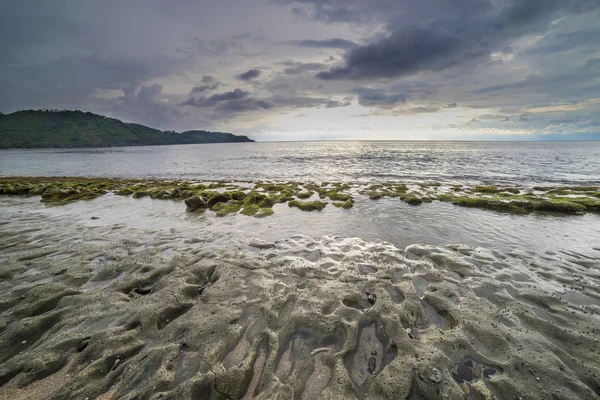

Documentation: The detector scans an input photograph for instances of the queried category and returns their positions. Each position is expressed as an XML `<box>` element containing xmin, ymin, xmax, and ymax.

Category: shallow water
<box><xmin>2</xmin><ymin>141</ymin><xmax>600</xmax><ymax>185</ymax></box>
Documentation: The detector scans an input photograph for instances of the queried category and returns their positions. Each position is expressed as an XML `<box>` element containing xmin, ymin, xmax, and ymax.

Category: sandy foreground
<box><xmin>0</xmin><ymin>196</ymin><xmax>599</xmax><ymax>400</ymax></box>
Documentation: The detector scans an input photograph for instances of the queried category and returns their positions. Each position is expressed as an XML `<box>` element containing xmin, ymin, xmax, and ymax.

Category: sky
<box><xmin>1</xmin><ymin>0</ymin><xmax>600</xmax><ymax>141</ymax></box>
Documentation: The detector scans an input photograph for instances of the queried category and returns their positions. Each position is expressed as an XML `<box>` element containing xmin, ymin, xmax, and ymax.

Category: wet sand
<box><xmin>0</xmin><ymin>196</ymin><xmax>599</xmax><ymax>399</ymax></box>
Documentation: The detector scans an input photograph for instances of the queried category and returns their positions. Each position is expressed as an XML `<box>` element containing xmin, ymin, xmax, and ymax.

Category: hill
<box><xmin>0</xmin><ymin>110</ymin><xmax>254</xmax><ymax>148</ymax></box>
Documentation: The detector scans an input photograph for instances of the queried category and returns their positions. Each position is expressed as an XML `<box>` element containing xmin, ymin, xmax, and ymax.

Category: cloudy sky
<box><xmin>1</xmin><ymin>0</ymin><xmax>599</xmax><ymax>141</ymax></box>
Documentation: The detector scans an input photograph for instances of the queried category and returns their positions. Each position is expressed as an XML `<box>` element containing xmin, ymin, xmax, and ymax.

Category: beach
<box><xmin>0</xmin><ymin>162</ymin><xmax>599</xmax><ymax>399</ymax></box>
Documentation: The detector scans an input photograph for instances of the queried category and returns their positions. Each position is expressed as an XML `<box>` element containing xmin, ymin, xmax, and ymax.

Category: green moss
<box><xmin>258</xmin><ymin>196</ymin><xmax>276</xmax><ymax>208</ymax></box>
<box><xmin>400</xmin><ymin>195</ymin><xmax>422</xmax><ymax>205</ymax></box>
<box><xmin>243</xmin><ymin>192</ymin><xmax>267</xmax><ymax>205</ymax></box>
<box><xmin>240</xmin><ymin>204</ymin><xmax>260</xmax><ymax>216</ymax></box>
<box><xmin>532</xmin><ymin>199</ymin><xmax>586</xmax><ymax>213</ymax></box>
<box><xmin>216</xmin><ymin>204</ymin><xmax>241</xmax><ymax>217</ymax></box>
<box><xmin>288</xmin><ymin>200</ymin><xmax>328</xmax><ymax>211</ymax></box>
<box><xmin>115</xmin><ymin>187</ymin><xmax>134</xmax><ymax>196</ymax></box>
<box><xmin>296</xmin><ymin>191</ymin><xmax>313</xmax><ymax>199</ymax></box>
<box><xmin>228</xmin><ymin>190</ymin><xmax>247</xmax><ymax>201</ymax></box>
<box><xmin>332</xmin><ymin>199</ymin><xmax>354</xmax><ymax>209</ymax></box>
<box><xmin>439</xmin><ymin>195</ymin><xmax>528</xmax><ymax>213</ymax></box>
<box><xmin>254</xmin><ymin>208</ymin><xmax>274</xmax><ymax>218</ymax></box>
<box><xmin>567</xmin><ymin>198</ymin><xmax>600</xmax><ymax>212</ymax></box>
<box><xmin>474</xmin><ymin>186</ymin><xmax>519</xmax><ymax>194</ymax></box>
<box><xmin>207</xmin><ymin>193</ymin><xmax>231</xmax><ymax>207</ymax></box>
<box><xmin>394</xmin><ymin>185</ymin><xmax>408</xmax><ymax>193</ymax></box>
<box><xmin>211</xmin><ymin>202</ymin><xmax>226</xmax><ymax>211</ymax></box>
<box><xmin>132</xmin><ymin>190</ymin><xmax>149</xmax><ymax>199</ymax></box>
<box><xmin>328</xmin><ymin>191</ymin><xmax>352</xmax><ymax>202</ymax></box>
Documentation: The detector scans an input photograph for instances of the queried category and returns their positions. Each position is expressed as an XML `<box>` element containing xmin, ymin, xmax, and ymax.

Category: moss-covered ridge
<box><xmin>1</xmin><ymin>177</ymin><xmax>599</xmax><ymax>216</ymax></box>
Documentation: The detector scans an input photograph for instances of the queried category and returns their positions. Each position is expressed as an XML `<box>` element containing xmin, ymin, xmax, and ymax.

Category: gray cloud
<box><xmin>314</xmin><ymin>0</ymin><xmax>600</xmax><ymax>81</ymax></box>
<box><xmin>112</xmin><ymin>84</ymin><xmax>175</xmax><ymax>129</ymax></box>
<box><xmin>289</xmin><ymin>38</ymin><xmax>357</xmax><ymax>50</ymax></box>
<box><xmin>354</xmin><ymin>87</ymin><xmax>407</xmax><ymax>108</ymax></box>
<box><xmin>1</xmin><ymin>0</ymin><xmax>599</xmax><ymax>138</ymax></box>
<box><xmin>237</xmin><ymin>69</ymin><xmax>262</xmax><ymax>81</ymax></box>
<box><xmin>181</xmin><ymin>88</ymin><xmax>350</xmax><ymax>116</ymax></box>
<box><xmin>191</xmin><ymin>76</ymin><xmax>220</xmax><ymax>93</ymax></box>
<box><xmin>281</xmin><ymin>61</ymin><xmax>326</xmax><ymax>75</ymax></box>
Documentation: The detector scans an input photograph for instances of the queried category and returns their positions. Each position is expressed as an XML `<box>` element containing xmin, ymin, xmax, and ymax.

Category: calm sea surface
<box><xmin>1</xmin><ymin>141</ymin><xmax>600</xmax><ymax>185</ymax></box>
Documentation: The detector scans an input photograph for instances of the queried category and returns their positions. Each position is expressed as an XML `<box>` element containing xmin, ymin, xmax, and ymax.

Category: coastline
<box><xmin>1</xmin><ymin>176</ymin><xmax>599</xmax><ymax>216</ymax></box>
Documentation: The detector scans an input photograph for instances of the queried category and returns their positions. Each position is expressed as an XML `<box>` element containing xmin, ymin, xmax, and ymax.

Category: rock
<box><xmin>77</xmin><ymin>339</ymin><xmax>89</xmax><ymax>352</ymax></box>
<box><xmin>156</xmin><ymin>190</ymin><xmax>172</xmax><ymax>199</ymax></box>
<box><xmin>428</xmin><ymin>368</ymin><xmax>443</xmax><ymax>383</ymax></box>
<box><xmin>135</xmin><ymin>285</ymin><xmax>153</xmax><ymax>295</ymax></box>
<box><xmin>185</xmin><ymin>196</ymin><xmax>207</xmax><ymax>211</ymax></box>
<box><xmin>207</xmin><ymin>193</ymin><xmax>231</xmax><ymax>208</ymax></box>
<box><xmin>367</xmin><ymin>292</ymin><xmax>376</xmax><ymax>305</ymax></box>
<box><xmin>249</xmin><ymin>238</ymin><xmax>275</xmax><ymax>249</ymax></box>
<box><xmin>91</xmin><ymin>217</ymin><xmax>99</xmax><ymax>220</ymax></box>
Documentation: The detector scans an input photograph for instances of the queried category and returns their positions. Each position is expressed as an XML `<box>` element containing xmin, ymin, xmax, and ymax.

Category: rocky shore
<box><xmin>0</xmin><ymin>180</ymin><xmax>599</xmax><ymax>399</ymax></box>
<box><xmin>1</xmin><ymin>177</ymin><xmax>599</xmax><ymax>217</ymax></box>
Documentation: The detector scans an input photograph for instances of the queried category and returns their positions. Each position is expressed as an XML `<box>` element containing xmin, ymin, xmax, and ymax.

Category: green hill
<box><xmin>0</xmin><ymin>110</ymin><xmax>254</xmax><ymax>148</ymax></box>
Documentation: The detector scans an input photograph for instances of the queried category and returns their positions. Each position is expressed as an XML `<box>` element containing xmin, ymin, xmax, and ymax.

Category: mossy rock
<box><xmin>228</xmin><ymin>191</ymin><xmax>247</xmax><ymax>201</ymax></box>
<box><xmin>474</xmin><ymin>186</ymin><xmax>520</xmax><ymax>195</ymax></box>
<box><xmin>332</xmin><ymin>199</ymin><xmax>354</xmax><ymax>209</ymax></box>
<box><xmin>184</xmin><ymin>196</ymin><xmax>207</xmax><ymax>212</ymax></box>
<box><xmin>532</xmin><ymin>200</ymin><xmax>586</xmax><ymax>214</ymax></box>
<box><xmin>439</xmin><ymin>195</ymin><xmax>528</xmax><ymax>213</ymax></box>
<box><xmin>207</xmin><ymin>193</ymin><xmax>231</xmax><ymax>208</ymax></box>
<box><xmin>288</xmin><ymin>200</ymin><xmax>327</xmax><ymax>211</ymax></box>
<box><xmin>40</xmin><ymin>188</ymin><xmax>79</xmax><ymax>203</ymax></box>
<box><xmin>328</xmin><ymin>192</ymin><xmax>352</xmax><ymax>202</ymax></box>
<box><xmin>115</xmin><ymin>187</ymin><xmax>135</xmax><ymax>196</ymax></box>
<box><xmin>568</xmin><ymin>198</ymin><xmax>600</xmax><ymax>212</ymax></box>
<box><xmin>296</xmin><ymin>191</ymin><xmax>313</xmax><ymax>199</ymax></box>
<box><xmin>400</xmin><ymin>195</ymin><xmax>422</xmax><ymax>206</ymax></box>
<box><xmin>254</xmin><ymin>208</ymin><xmax>274</xmax><ymax>218</ymax></box>
<box><xmin>212</xmin><ymin>202</ymin><xmax>226</xmax><ymax>211</ymax></box>
<box><xmin>240</xmin><ymin>204</ymin><xmax>260</xmax><ymax>216</ymax></box>
<box><xmin>132</xmin><ymin>190</ymin><xmax>149</xmax><ymax>199</ymax></box>
<box><xmin>243</xmin><ymin>193</ymin><xmax>267</xmax><ymax>205</ymax></box>
<box><xmin>216</xmin><ymin>204</ymin><xmax>241</xmax><ymax>217</ymax></box>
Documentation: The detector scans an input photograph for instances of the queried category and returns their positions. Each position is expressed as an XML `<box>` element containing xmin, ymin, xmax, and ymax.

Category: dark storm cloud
<box><xmin>190</xmin><ymin>76</ymin><xmax>220</xmax><ymax>94</ymax></box>
<box><xmin>237</xmin><ymin>69</ymin><xmax>262</xmax><ymax>81</ymax></box>
<box><xmin>317</xmin><ymin>28</ymin><xmax>483</xmax><ymax>80</ymax></box>
<box><xmin>310</xmin><ymin>0</ymin><xmax>600</xmax><ymax>80</ymax></box>
<box><xmin>354</xmin><ymin>88</ymin><xmax>407</xmax><ymax>108</ymax></box>
<box><xmin>289</xmin><ymin>38</ymin><xmax>357</xmax><ymax>50</ymax></box>
<box><xmin>181</xmin><ymin>88</ymin><xmax>350</xmax><ymax>115</ymax></box>
<box><xmin>182</xmin><ymin>89</ymin><xmax>272</xmax><ymax>112</ymax></box>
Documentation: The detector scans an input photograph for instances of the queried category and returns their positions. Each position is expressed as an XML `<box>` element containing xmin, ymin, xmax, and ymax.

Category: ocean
<box><xmin>2</xmin><ymin>140</ymin><xmax>600</xmax><ymax>185</ymax></box>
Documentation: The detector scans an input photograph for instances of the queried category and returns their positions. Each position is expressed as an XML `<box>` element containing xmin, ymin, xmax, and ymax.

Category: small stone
<box><xmin>366</xmin><ymin>293</ymin><xmax>376</xmax><ymax>305</ymax></box>
<box><xmin>135</xmin><ymin>286</ymin><xmax>152</xmax><ymax>295</ymax></box>
<box><xmin>428</xmin><ymin>368</ymin><xmax>443</xmax><ymax>383</ymax></box>
<box><xmin>90</xmin><ymin>216</ymin><xmax>99</xmax><ymax>220</ymax></box>
<box><xmin>77</xmin><ymin>339</ymin><xmax>89</xmax><ymax>352</ymax></box>
<box><xmin>21</xmin><ymin>340</ymin><xmax>27</xmax><ymax>344</ymax></box>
